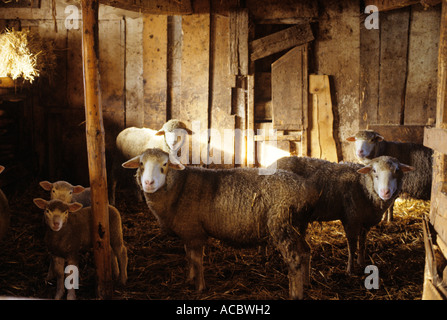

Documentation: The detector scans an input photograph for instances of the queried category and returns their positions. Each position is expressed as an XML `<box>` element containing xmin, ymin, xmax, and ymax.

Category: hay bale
<box><xmin>0</xmin><ymin>29</ymin><xmax>56</xmax><ymax>83</ymax></box>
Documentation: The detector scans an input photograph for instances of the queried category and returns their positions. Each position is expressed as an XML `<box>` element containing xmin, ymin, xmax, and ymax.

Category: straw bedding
<box><xmin>0</xmin><ymin>183</ymin><xmax>428</xmax><ymax>300</ymax></box>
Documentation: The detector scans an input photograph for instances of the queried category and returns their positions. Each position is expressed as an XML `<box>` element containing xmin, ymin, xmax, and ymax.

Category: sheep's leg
<box><xmin>184</xmin><ymin>243</ymin><xmax>205</xmax><ymax>292</ymax></box>
<box><xmin>387</xmin><ymin>203</ymin><xmax>394</xmax><ymax>222</ymax></box>
<box><xmin>52</xmin><ymin>256</ymin><xmax>66</xmax><ymax>300</ymax></box>
<box><xmin>46</xmin><ymin>255</ymin><xmax>55</xmax><ymax>282</ymax></box>
<box><xmin>357</xmin><ymin>228</ymin><xmax>368</xmax><ymax>267</ymax></box>
<box><xmin>110</xmin><ymin>248</ymin><xmax>119</xmax><ymax>280</ymax></box>
<box><xmin>343</xmin><ymin>224</ymin><xmax>359</xmax><ymax>275</ymax></box>
<box><xmin>113</xmin><ymin>244</ymin><xmax>128</xmax><ymax>285</ymax></box>
<box><xmin>184</xmin><ymin>245</ymin><xmax>194</xmax><ymax>284</ymax></box>
<box><xmin>268</xmin><ymin>217</ymin><xmax>308</xmax><ymax>300</ymax></box>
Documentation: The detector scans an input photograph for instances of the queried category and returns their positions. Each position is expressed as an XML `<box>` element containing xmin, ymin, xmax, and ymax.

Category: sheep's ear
<box><xmin>33</xmin><ymin>198</ymin><xmax>48</xmax><ymax>209</ymax></box>
<box><xmin>0</xmin><ymin>166</ymin><xmax>4</xmax><ymax>174</ymax></box>
<box><xmin>73</xmin><ymin>185</ymin><xmax>85</xmax><ymax>194</ymax></box>
<box><xmin>374</xmin><ymin>134</ymin><xmax>384</xmax><ymax>142</ymax></box>
<box><xmin>39</xmin><ymin>181</ymin><xmax>53</xmax><ymax>191</ymax></box>
<box><xmin>68</xmin><ymin>202</ymin><xmax>83</xmax><ymax>213</ymax></box>
<box><xmin>346</xmin><ymin>136</ymin><xmax>356</xmax><ymax>142</ymax></box>
<box><xmin>122</xmin><ymin>156</ymin><xmax>140</xmax><ymax>169</ymax></box>
<box><xmin>357</xmin><ymin>166</ymin><xmax>372</xmax><ymax>174</ymax></box>
<box><xmin>168</xmin><ymin>154</ymin><xmax>185</xmax><ymax>170</ymax></box>
<box><xmin>155</xmin><ymin>130</ymin><xmax>165</xmax><ymax>136</ymax></box>
<box><xmin>185</xmin><ymin>128</ymin><xmax>194</xmax><ymax>135</ymax></box>
<box><xmin>400</xmin><ymin>163</ymin><xmax>415</xmax><ymax>173</ymax></box>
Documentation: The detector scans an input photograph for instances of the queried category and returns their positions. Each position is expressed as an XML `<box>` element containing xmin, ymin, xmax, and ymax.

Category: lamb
<box><xmin>347</xmin><ymin>130</ymin><xmax>433</xmax><ymax>221</ymax></box>
<box><xmin>33</xmin><ymin>198</ymin><xmax>128</xmax><ymax>300</ymax></box>
<box><xmin>39</xmin><ymin>180</ymin><xmax>91</xmax><ymax>207</ymax></box>
<box><xmin>111</xmin><ymin>119</ymin><xmax>193</xmax><ymax>205</ymax></box>
<box><xmin>0</xmin><ymin>166</ymin><xmax>10</xmax><ymax>241</ymax></box>
<box><xmin>122</xmin><ymin>148</ymin><xmax>320</xmax><ymax>299</ymax></box>
<box><xmin>272</xmin><ymin>155</ymin><xmax>414</xmax><ymax>274</ymax></box>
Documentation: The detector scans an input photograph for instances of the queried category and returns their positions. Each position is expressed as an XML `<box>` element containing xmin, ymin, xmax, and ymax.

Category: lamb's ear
<box><xmin>400</xmin><ymin>163</ymin><xmax>415</xmax><ymax>173</ymax></box>
<box><xmin>73</xmin><ymin>185</ymin><xmax>85</xmax><ymax>194</ymax></box>
<box><xmin>33</xmin><ymin>198</ymin><xmax>48</xmax><ymax>209</ymax></box>
<box><xmin>155</xmin><ymin>129</ymin><xmax>165</xmax><ymax>136</ymax></box>
<box><xmin>374</xmin><ymin>134</ymin><xmax>384</xmax><ymax>142</ymax></box>
<box><xmin>357</xmin><ymin>166</ymin><xmax>372</xmax><ymax>174</ymax></box>
<box><xmin>122</xmin><ymin>156</ymin><xmax>140</xmax><ymax>169</ymax></box>
<box><xmin>185</xmin><ymin>128</ymin><xmax>193</xmax><ymax>135</ymax></box>
<box><xmin>0</xmin><ymin>165</ymin><xmax>4</xmax><ymax>174</ymax></box>
<box><xmin>68</xmin><ymin>202</ymin><xmax>83</xmax><ymax>213</ymax></box>
<box><xmin>168</xmin><ymin>154</ymin><xmax>185</xmax><ymax>170</ymax></box>
<box><xmin>39</xmin><ymin>181</ymin><xmax>53</xmax><ymax>191</ymax></box>
<box><xmin>346</xmin><ymin>136</ymin><xmax>356</xmax><ymax>142</ymax></box>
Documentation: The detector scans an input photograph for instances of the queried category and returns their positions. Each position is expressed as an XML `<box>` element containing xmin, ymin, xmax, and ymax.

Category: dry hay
<box><xmin>0</xmin><ymin>29</ymin><xmax>56</xmax><ymax>83</ymax></box>
<box><xmin>0</xmin><ymin>183</ymin><xmax>429</xmax><ymax>300</ymax></box>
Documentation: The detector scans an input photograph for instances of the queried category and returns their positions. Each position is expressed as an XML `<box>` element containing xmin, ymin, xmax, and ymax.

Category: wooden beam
<box><xmin>230</xmin><ymin>9</ymin><xmax>249</xmax><ymax>76</ymax></box>
<box><xmin>99</xmin><ymin>0</ymin><xmax>192</xmax><ymax>14</ymax></box>
<box><xmin>249</xmin><ymin>23</ymin><xmax>314</xmax><ymax>61</ymax></box>
<box><xmin>424</xmin><ymin>127</ymin><xmax>447</xmax><ymax>154</ymax></box>
<box><xmin>367</xmin><ymin>124</ymin><xmax>425</xmax><ymax>143</ymax></box>
<box><xmin>81</xmin><ymin>0</ymin><xmax>113</xmax><ymax>300</ymax></box>
<box><xmin>437</xmin><ymin>0</ymin><xmax>447</xmax><ymax>128</ymax></box>
<box><xmin>364</xmin><ymin>0</ymin><xmax>441</xmax><ymax>11</ymax></box>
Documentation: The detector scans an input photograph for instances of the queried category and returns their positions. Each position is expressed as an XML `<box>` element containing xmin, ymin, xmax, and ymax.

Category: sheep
<box><xmin>0</xmin><ymin>166</ymin><xmax>9</xmax><ymax>241</ymax></box>
<box><xmin>39</xmin><ymin>180</ymin><xmax>91</xmax><ymax>207</ymax></box>
<box><xmin>110</xmin><ymin>119</ymin><xmax>193</xmax><ymax>205</ymax></box>
<box><xmin>33</xmin><ymin>198</ymin><xmax>128</xmax><ymax>300</ymax></box>
<box><xmin>272</xmin><ymin>155</ymin><xmax>414</xmax><ymax>275</ymax></box>
<box><xmin>347</xmin><ymin>130</ymin><xmax>433</xmax><ymax>221</ymax></box>
<box><xmin>122</xmin><ymin>148</ymin><xmax>320</xmax><ymax>300</ymax></box>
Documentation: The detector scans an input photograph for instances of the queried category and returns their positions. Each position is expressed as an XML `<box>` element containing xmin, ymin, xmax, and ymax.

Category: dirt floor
<box><xmin>0</xmin><ymin>181</ymin><xmax>429</xmax><ymax>300</ymax></box>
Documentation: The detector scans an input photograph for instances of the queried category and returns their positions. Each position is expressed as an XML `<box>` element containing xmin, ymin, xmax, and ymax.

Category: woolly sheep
<box><xmin>122</xmin><ymin>148</ymin><xmax>320</xmax><ymax>300</ymax></box>
<box><xmin>273</xmin><ymin>155</ymin><xmax>414</xmax><ymax>274</ymax></box>
<box><xmin>347</xmin><ymin>130</ymin><xmax>433</xmax><ymax>221</ymax></box>
<box><xmin>0</xmin><ymin>166</ymin><xmax>9</xmax><ymax>241</ymax></box>
<box><xmin>39</xmin><ymin>180</ymin><xmax>91</xmax><ymax>207</ymax></box>
<box><xmin>33</xmin><ymin>198</ymin><xmax>128</xmax><ymax>300</ymax></box>
<box><xmin>111</xmin><ymin>119</ymin><xmax>193</xmax><ymax>205</ymax></box>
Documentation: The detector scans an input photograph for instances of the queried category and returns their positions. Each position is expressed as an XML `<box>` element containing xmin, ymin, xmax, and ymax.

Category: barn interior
<box><xmin>0</xmin><ymin>0</ymin><xmax>446</xmax><ymax>300</ymax></box>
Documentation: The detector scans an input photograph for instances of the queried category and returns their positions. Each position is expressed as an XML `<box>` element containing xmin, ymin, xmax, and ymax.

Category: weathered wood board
<box><xmin>250</xmin><ymin>23</ymin><xmax>313</xmax><ymax>61</ymax></box>
<box><xmin>271</xmin><ymin>46</ymin><xmax>305</xmax><ymax>131</ymax></box>
<box><xmin>309</xmin><ymin>74</ymin><xmax>338</xmax><ymax>162</ymax></box>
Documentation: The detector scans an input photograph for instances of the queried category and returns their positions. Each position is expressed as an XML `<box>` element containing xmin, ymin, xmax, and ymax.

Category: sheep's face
<box><xmin>357</xmin><ymin>156</ymin><xmax>414</xmax><ymax>201</ymax></box>
<box><xmin>347</xmin><ymin>131</ymin><xmax>383</xmax><ymax>161</ymax></box>
<box><xmin>39</xmin><ymin>181</ymin><xmax>86</xmax><ymax>203</ymax></box>
<box><xmin>122</xmin><ymin>148</ymin><xmax>185</xmax><ymax>193</ymax></box>
<box><xmin>33</xmin><ymin>198</ymin><xmax>83</xmax><ymax>232</ymax></box>
<box><xmin>164</xmin><ymin>129</ymin><xmax>188</xmax><ymax>152</ymax></box>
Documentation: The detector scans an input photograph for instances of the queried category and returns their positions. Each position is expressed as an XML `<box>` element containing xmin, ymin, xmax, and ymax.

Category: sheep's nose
<box><xmin>144</xmin><ymin>180</ymin><xmax>155</xmax><ymax>186</ymax></box>
<box><xmin>53</xmin><ymin>222</ymin><xmax>60</xmax><ymax>228</ymax></box>
<box><xmin>357</xmin><ymin>150</ymin><xmax>364</xmax><ymax>157</ymax></box>
<box><xmin>380</xmin><ymin>188</ymin><xmax>391</xmax><ymax>198</ymax></box>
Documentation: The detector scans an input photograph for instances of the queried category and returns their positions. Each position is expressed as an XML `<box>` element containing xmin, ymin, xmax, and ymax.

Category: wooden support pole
<box><xmin>81</xmin><ymin>0</ymin><xmax>113</xmax><ymax>299</ymax></box>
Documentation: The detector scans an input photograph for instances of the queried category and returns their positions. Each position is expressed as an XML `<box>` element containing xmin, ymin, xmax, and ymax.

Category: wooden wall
<box><xmin>0</xmin><ymin>0</ymin><xmax>442</xmax><ymax>184</ymax></box>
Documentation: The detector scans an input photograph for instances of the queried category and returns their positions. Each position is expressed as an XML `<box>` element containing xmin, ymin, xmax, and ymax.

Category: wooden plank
<box><xmin>437</xmin><ymin>0</ymin><xmax>447</xmax><ymax>128</ymax></box>
<box><xmin>360</xmin><ymin>15</ymin><xmax>380</xmax><ymax>127</ymax></box>
<box><xmin>230</xmin><ymin>9</ymin><xmax>249</xmax><ymax>76</ymax></box>
<box><xmin>364</xmin><ymin>0</ymin><xmax>440</xmax><ymax>11</ymax></box>
<box><xmin>250</xmin><ymin>23</ymin><xmax>314</xmax><ymax>61</ymax></box>
<box><xmin>378</xmin><ymin>8</ymin><xmax>410</xmax><ymax>125</ymax></box>
<box><xmin>247</xmin><ymin>0</ymin><xmax>318</xmax><ymax>21</ymax></box>
<box><xmin>424</xmin><ymin>127</ymin><xmax>447</xmax><ymax>154</ymax></box>
<box><xmin>143</xmin><ymin>15</ymin><xmax>167</xmax><ymax>129</ymax></box>
<box><xmin>254</xmin><ymin>134</ymin><xmax>301</xmax><ymax>142</ymax></box>
<box><xmin>67</xmin><ymin>28</ymin><xmax>84</xmax><ymax>109</ymax></box>
<box><xmin>404</xmin><ymin>5</ymin><xmax>440</xmax><ymax>125</ymax></box>
<box><xmin>124</xmin><ymin>17</ymin><xmax>144</xmax><ymax>128</ymax></box>
<box><xmin>309</xmin><ymin>74</ymin><xmax>338</xmax><ymax>162</ymax></box>
<box><xmin>99</xmin><ymin>19</ymin><xmax>125</xmax><ymax>124</ymax></box>
<box><xmin>271</xmin><ymin>46</ymin><xmax>304</xmax><ymax>131</ymax></box>
<box><xmin>368</xmin><ymin>124</ymin><xmax>425</xmax><ymax>143</ymax></box>
<box><xmin>98</xmin><ymin>0</ymin><xmax>192</xmax><ymax>14</ymax></box>
<box><xmin>81</xmin><ymin>0</ymin><xmax>112</xmax><ymax>299</ymax></box>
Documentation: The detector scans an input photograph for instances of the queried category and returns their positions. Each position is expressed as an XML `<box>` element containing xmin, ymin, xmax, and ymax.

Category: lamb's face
<box><xmin>39</xmin><ymin>181</ymin><xmax>86</xmax><ymax>203</ymax></box>
<box><xmin>122</xmin><ymin>148</ymin><xmax>185</xmax><ymax>194</ymax></box>
<box><xmin>357</xmin><ymin>156</ymin><xmax>414</xmax><ymax>201</ymax></box>
<box><xmin>347</xmin><ymin>131</ymin><xmax>383</xmax><ymax>161</ymax></box>
<box><xmin>33</xmin><ymin>198</ymin><xmax>83</xmax><ymax>232</ymax></box>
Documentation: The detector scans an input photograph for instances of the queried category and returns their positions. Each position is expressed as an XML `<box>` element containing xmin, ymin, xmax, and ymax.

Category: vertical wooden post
<box><xmin>81</xmin><ymin>0</ymin><xmax>113</xmax><ymax>299</ymax></box>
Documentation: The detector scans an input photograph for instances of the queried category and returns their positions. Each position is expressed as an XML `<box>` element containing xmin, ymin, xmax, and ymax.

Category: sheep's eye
<box><xmin>140</xmin><ymin>162</ymin><xmax>143</xmax><ymax>166</ymax></box>
<box><xmin>160</xmin><ymin>167</ymin><xmax>164</xmax><ymax>174</ymax></box>
<box><xmin>163</xmin><ymin>162</ymin><xmax>167</xmax><ymax>167</ymax></box>
<box><xmin>69</xmin><ymin>191</ymin><xmax>73</xmax><ymax>194</ymax></box>
<box><xmin>52</xmin><ymin>190</ymin><xmax>55</xmax><ymax>193</ymax></box>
